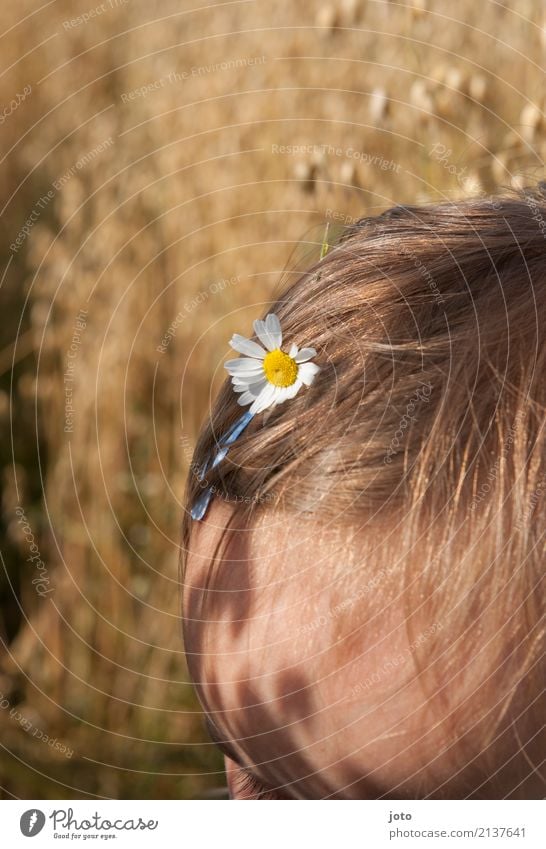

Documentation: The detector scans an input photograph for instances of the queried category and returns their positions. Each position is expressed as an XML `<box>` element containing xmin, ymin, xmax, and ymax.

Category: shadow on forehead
<box><xmin>202</xmin><ymin>658</ymin><xmax>374</xmax><ymax>798</ymax></box>
<box><xmin>183</xmin><ymin>500</ymin><xmax>357</xmax><ymax>648</ymax></box>
<box><xmin>183</xmin><ymin>503</ymin><xmax>257</xmax><ymax>649</ymax></box>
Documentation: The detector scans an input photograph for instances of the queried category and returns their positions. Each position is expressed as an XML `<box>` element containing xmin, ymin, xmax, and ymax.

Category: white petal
<box><xmin>249</xmin><ymin>382</ymin><xmax>277</xmax><ymax>414</ymax></box>
<box><xmin>254</xmin><ymin>318</ymin><xmax>279</xmax><ymax>352</ymax></box>
<box><xmin>230</xmin><ymin>373</ymin><xmax>265</xmax><ymax>388</ymax></box>
<box><xmin>295</xmin><ymin>347</ymin><xmax>316</xmax><ymax>363</ymax></box>
<box><xmin>285</xmin><ymin>379</ymin><xmax>302</xmax><ymax>399</ymax></box>
<box><xmin>224</xmin><ymin>357</ymin><xmax>265</xmax><ymax>376</ymax></box>
<box><xmin>231</xmin><ymin>374</ymin><xmax>266</xmax><ymax>392</ymax></box>
<box><xmin>224</xmin><ymin>357</ymin><xmax>263</xmax><ymax>371</ymax></box>
<box><xmin>229</xmin><ymin>374</ymin><xmax>264</xmax><ymax>388</ymax></box>
<box><xmin>288</xmin><ymin>343</ymin><xmax>298</xmax><ymax>358</ymax></box>
<box><xmin>232</xmin><ymin>375</ymin><xmax>257</xmax><ymax>386</ymax></box>
<box><xmin>272</xmin><ymin>386</ymin><xmax>290</xmax><ymax>405</ymax></box>
<box><xmin>238</xmin><ymin>378</ymin><xmax>270</xmax><ymax>409</ymax></box>
<box><xmin>231</xmin><ymin>374</ymin><xmax>267</xmax><ymax>394</ymax></box>
<box><xmin>265</xmin><ymin>313</ymin><xmax>283</xmax><ymax>348</ymax></box>
<box><xmin>247</xmin><ymin>377</ymin><xmax>267</xmax><ymax>396</ymax></box>
<box><xmin>237</xmin><ymin>390</ymin><xmax>256</xmax><ymax>407</ymax></box>
<box><xmin>298</xmin><ymin>362</ymin><xmax>320</xmax><ymax>386</ymax></box>
<box><xmin>273</xmin><ymin>382</ymin><xmax>302</xmax><ymax>405</ymax></box>
<box><xmin>229</xmin><ymin>334</ymin><xmax>266</xmax><ymax>359</ymax></box>
<box><xmin>229</xmin><ymin>368</ymin><xmax>263</xmax><ymax>380</ymax></box>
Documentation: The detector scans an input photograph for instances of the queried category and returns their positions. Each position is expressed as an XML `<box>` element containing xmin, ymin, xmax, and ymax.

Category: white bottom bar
<box><xmin>2</xmin><ymin>799</ymin><xmax>544</xmax><ymax>848</ymax></box>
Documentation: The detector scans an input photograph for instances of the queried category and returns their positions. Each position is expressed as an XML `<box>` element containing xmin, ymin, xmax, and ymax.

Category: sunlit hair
<box><xmin>182</xmin><ymin>185</ymin><xmax>546</xmax><ymax>798</ymax></box>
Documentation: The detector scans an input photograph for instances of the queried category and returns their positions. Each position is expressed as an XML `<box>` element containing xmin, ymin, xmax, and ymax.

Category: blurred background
<box><xmin>0</xmin><ymin>0</ymin><xmax>543</xmax><ymax>799</ymax></box>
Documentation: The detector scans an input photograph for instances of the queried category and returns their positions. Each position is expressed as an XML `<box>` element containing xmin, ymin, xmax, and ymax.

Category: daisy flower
<box><xmin>224</xmin><ymin>313</ymin><xmax>320</xmax><ymax>414</ymax></box>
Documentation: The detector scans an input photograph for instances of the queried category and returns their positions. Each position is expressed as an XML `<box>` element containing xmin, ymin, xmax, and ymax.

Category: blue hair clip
<box><xmin>190</xmin><ymin>312</ymin><xmax>320</xmax><ymax>520</ymax></box>
<box><xmin>190</xmin><ymin>410</ymin><xmax>254</xmax><ymax>520</ymax></box>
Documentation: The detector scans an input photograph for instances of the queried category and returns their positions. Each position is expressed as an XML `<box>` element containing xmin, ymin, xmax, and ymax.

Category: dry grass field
<box><xmin>0</xmin><ymin>0</ymin><xmax>544</xmax><ymax>798</ymax></box>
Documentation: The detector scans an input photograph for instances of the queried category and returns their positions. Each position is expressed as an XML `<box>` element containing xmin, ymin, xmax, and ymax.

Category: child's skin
<box><xmin>183</xmin><ymin>501</ymin><xmax>509</xmax><ymax>799</ymax></box>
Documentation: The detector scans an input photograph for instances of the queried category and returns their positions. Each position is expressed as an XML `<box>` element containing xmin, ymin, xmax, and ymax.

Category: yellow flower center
<box><xmin>263</xmin><ymin>348</ymin><xmax>298</xmax><ymax>387</ymax></box>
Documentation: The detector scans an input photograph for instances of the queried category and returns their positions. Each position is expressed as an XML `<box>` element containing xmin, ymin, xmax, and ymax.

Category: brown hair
<box><xmin>182</xmin><ymin>185</ymin><xmax>546</xmax><ymax>797</ymax></box>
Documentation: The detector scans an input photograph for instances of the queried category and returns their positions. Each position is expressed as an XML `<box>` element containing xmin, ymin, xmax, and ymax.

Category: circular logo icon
<box><xmin>20</xmin><ymin>810</ymin><xmax>46</xmax><ymax>837</ymax></box>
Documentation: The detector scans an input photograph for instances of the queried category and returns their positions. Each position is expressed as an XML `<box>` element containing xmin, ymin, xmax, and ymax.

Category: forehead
<box><xmin>183</xmin><ymin>502</ymin><xmax>364</xmax><ymax>683</ymax></box>
<box><xmin>183</xmin><ymin>503</ymin><xmax>353</xmax><ymax>700</ymax></box>
<box><xmin>182</xmin><ymin>501</ymin><xmax>447</xmax><ymax>797</ymax></box>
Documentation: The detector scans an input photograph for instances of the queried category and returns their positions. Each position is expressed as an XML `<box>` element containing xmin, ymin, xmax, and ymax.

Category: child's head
<box><xmin>182</xmin><ymin>187</ymin><xmax>546</xmax><ymax>799</ymax></box>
